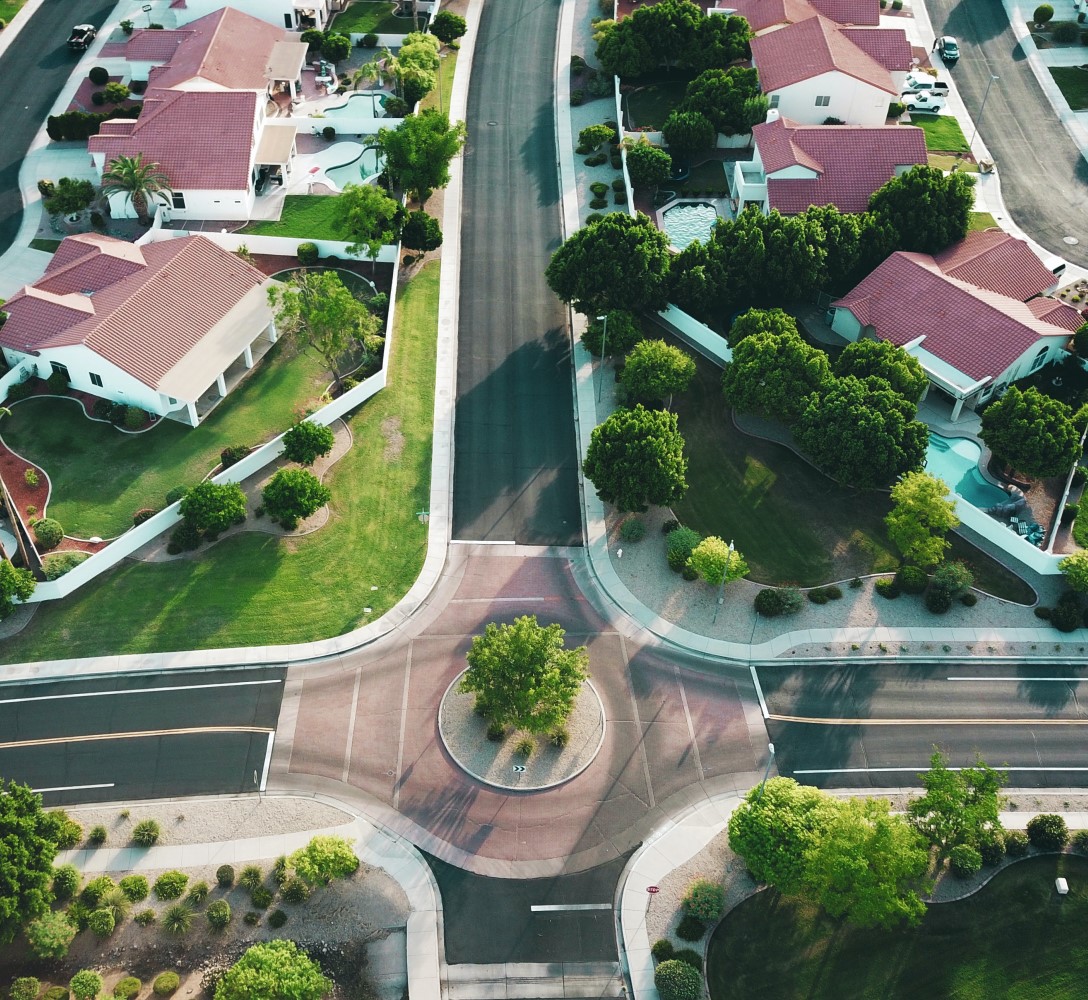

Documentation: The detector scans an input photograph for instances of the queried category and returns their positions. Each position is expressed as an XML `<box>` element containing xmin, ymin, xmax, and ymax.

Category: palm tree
<box><xmin>100</xmin><ymin>153</ymin><xmax>172</xmax><ymax>227</ymax></box>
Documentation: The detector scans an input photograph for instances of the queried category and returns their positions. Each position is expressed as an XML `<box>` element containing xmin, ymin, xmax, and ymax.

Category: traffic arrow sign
<box><xmin>512</xmin><ymin>765</ymin><xmax>526</xmax><ymax>773</ymax></box>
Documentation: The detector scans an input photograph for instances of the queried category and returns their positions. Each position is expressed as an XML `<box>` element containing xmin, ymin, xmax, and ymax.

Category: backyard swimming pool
<box><xmin>324</xmin><ymin>146</ymin><xmax>382</xmax><ymax>191</ymax></box>
<box><xmin>925</xmin><ymin>433</ymin><xmax>1007</xmax><ymax>509</ymax></box>
<box><xmin>323</xmin><ymin>91</ymin><xmax>387</xmax><ymax>120</ymax></box>
<box><xmin>661</xmin><ymin>201</ymin><xmax>719</xmax><ymax>250</ymax></box>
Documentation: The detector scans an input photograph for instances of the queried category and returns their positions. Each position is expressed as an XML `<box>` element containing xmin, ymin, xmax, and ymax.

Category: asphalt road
<box><xmin>928</xmin><ymin>0</ymin><xmax>1088</xmax><ymax>266</ymax></box>
<box><xmin>424</xmin><ymin>851</ymin><xmax>629</xmax><ymax>964</ymax></box>
<box><xmin>0</xmin><ymin>0</ymin><xmax>114</xmax><ymax>256</ymax></box>
<box><xmin>758</xmin><ymin>662</ymin><xmax>1088</xmax><ymax>788</ymax></box>
<box><xmin>453</xmin><ymin>0</ymin><xmax>581</xmax><ymax>545</ymax></box>
<box><xmin>0</xmin><ymin>667</ymin><xmax>285</xmax><ymax>805</ymax></box>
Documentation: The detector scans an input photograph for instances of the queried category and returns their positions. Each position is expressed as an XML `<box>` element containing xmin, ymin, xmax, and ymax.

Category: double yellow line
<box><xmin>0</xmin><ymin>726</ymin><xmax>274</xmax><ymax>750</ymax></box>
<box><xmin>770</xmin><ymin>714</ymin><xmax>1088</xmax><ymax>726</ymax></box>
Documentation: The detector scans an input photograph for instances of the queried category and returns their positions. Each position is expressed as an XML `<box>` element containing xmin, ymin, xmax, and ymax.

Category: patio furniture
<box><xmin>1017</xmin><ymin>522</ymin><xmax>1030</xmax><ymax>536</ymax></box>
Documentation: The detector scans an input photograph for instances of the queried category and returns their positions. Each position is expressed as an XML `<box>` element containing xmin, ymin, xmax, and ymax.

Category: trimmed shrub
<box><xmin>297</xmin><ymin>242</ymin><xmax>319</xmax><ymax>265</ymax></box>
<box><xmin>654</xmin><ymin>959</ymin><xmax>702</xmax><ymax>1000</ymax></box>
<box><xmin>675</xmin><ymin>913</ymin><xmax>706</xmax><ymax>941</ymax></box>
<box><xmin>169</xmin><ymin>519</ymin><xmax>201</xmax><ymax>552</ymax></box>
<box><xmin>896</xmin><ymin>565</ymin><xmax>928</xmax><ymax>594</ymax></box>
<box><xmin>1034</xmin><ymin>605</ymin><xmax>1052</xmax><ymax>620</ymax></box>
<box><xmin>134</xmin><ymin>909</ymin><xmax>156</xmax><ymax>926</ymax></box>
<box><xmin>216</xmin><ymin>864</ymin><xmax>235</xmax><ymax>888</ymax></box>
<box><xmin>251</xmin><ymin>885</ymin><xmax>274</xmax><ymax>909</ymax></box>
<box><xmin>44</xmin><ymin>991</ymin><xmax>68</xmax><ymax>1000</ymax></box>
<box><xmin>153</xmin><ymin>871</ymin><xmax>188</xmax><ymax>900</ymax></box>
<box><xmin>960</xmin><ymin>592</ymin><xmax>978</xmax><ymax>607</ymax></box>
<box><xmin>53</xmin><ymin>864</ymin><xmax>81</xmax><ymax>900</ymax></box>
<box><xmin>70</xmin><ymin>973</ymin><xmax>102</xmax><ymax>1000</ymax></box>
<box><xmin>92</xmin><ymin>398</ymin><xmax>113</xmax><ymax>420</ymax></box>
<box><xmin>924</xmin><ymin>588</ymin><xmax>953</xmax><ymax>614</ymax></box>
<box><xmin>322</xmin><ymin>125</ymin><xmax>336</xmax><ymax>141</ymax></box>
<box><xmin>10</xmin><ymin>978</ymin><xmax>41</xmax><ymax>1000</ymax></box>
<box><xmin>133</xmin><ymin>819</ymin><xmax>161</xmax><ymax>846</ymax></box>
<box><xmin>24</xmin><ymin>468</ymin><xmax>38</xmax><ymax>488</ymax></box>
<box><xmin>206</xmin><ymin>899</ymin><xmax>232</xmax><ymax>930</ymax></box>
<box><xmin>1035</xmin><ymin>3</ymin><xmax>1055</xmax><ymax>24</ymax></box>
<box><xmin>754</xmin><ymin>586</ymin><xmax>803</xmax><ymax>617</ymax></box>
<box><xmin>43</xmin><ymin>550</ymin><xmax>89</xmax><ymax>580</ymax></box>
<box><xmin>807</xmin><ymin>587</ymin><xmax>830</xmax><ymax>605</ymax></box>
<box><xmin>161</xmin><ymin>904</ymin><xmax>192</xmax><ymax>936</ymax></box>
<box><xmin>1027</xmin><ymin>813</ymin><xmax>1068</xmax><ymax>849</ymax></box>
<box><xmin>682</xmin><ymin>877</ymin><xmax>724</xmax><ymax>921</ymax></box>
<box><xmin>620</xmin><ymin>517</ymin><xmax>646</xmax><ymax>542</ymax></box>
<box><xmin>875</xmin><ymin>577</ymin><xmax>900</xmax><ymax>599</ymax></box>
<box><xmin>103</xmin><ymin>82</ymin><xmax>130</xmax><ymax>104</ymax></box>
<box><xmin>165</xmin><ymin>485</ymin><xmax>189</xmax><ymax>505</ymax></box>
<box><xmin>589</xmin><ymin>180</ymin><xmax>609</xmax><ymax>197</ymax></box>
<box><xmin>88</xmin><ymin>908</ymin><xmax>116</xmax><ymax>936</ymax></box>
<box><xmin>88</xmin><ymin>825</ymin><xmax>107</xmax><ymax>845</ymax></box>
<box><xmin>949</xmin><ymin>844</ymin><xmax>982</xmax><ymax>878</ymax></box>
<box><xmin>186</xmin><ymin>880</ymin><xmax>210</xmax><ymax>905</ymax></box>
<box><xmin>244</xmin><ymin>910</ymin><xmax>261</xmax><ymax>925</ymax></box>
<box><xmin>661</xmin><ymin>518</ymin><xmax>681</xmax><ymax>535</ymax></box>
<box><xmin>672</xmin><ymin>949</ymin><xmax>703</xmax><ymax>971</ymax></box>
<box><xmin>32</xmin><ymin>518</ymin><xmax>64</xmax><ymax>551</ymax></box>
<box><xmin>666</xmin><ymin>526</ymin><xmax>701</xmax><ymax>572</ymax></box>
<box><xmin>89</xmin><ymin>67</ymin><xmax>109</xmax><ymax>85</ymax></box>
<box><xmin>47</xmin><ymin>369</ymin><xmax>69</xmax><ymax>394</ymax></box>
<box><xmin>888</xmin><ymin>101</ymin><xmax>905</xmax><ymax>118</ymax></box>
<box><xmin>152</xmin><ymin>973</ymin><xmax>180</xmax><ymax>997</ymax></box>
<box><xmin>281</xmin><ymin>877</ymin><xmax>311</xmax><ymax>904</ymax></box>
<box><xmin>1053</xmin><ymin>19</ymin><xmax>1080</xmax><ymax>42</ymax></box>
<box><xmin>113</xmin><ymin>978</ymin><xmax>141</xmax><ymax>1000</ymax></box>
<box><xmin>589</xmin><ymin>196</ymin><xmax>608</xmax><ymax>210</ymax></box>
<box><xmin>1051</xmin><ymin>598</ymin><xmax>1081</xmax><ymax>632</ymax></box>
<box><xmin>1072</xmin><ymin>830</ymin><xmax>1088</xmax><ymax>853</ymax></box>
<box><xmin>1004</xmin><ymin>830</ymin><xmax>1030</xmax><ymax>856</ymax></box>
<box><xmin>120</xmin><ymin>874</ymin><xmax>149</xmax><ymax>902</ymax></box>
<box><xmin>27</xmin><ymin>912</ymin><xmax>76</xmax><ymax>959</ymax></box>
<box><xmin>239</xmin><ymin>865</ymin><xmax>263</xmax><ymax>891</ymax></box>
<box><xmin>80</xmin><ymin>875</ymin><xmax>116</xmax><ymax>906</ymax></box>
<box><xmin>268</xmin><ymin>909</ymin><xmax>288</xmax><ymax>928</ymax></box>
<box><xmin>651</xmin><ymin>938</ymin><xmax>675</xmax><ymax>962</ymax></box>
<box><xmin>282</xmin><ymin>421</ymin><xmax>335</xmax><ymax>466</ymax></box>
<box><xmin>979</xmin><ymin>835</ymin><xmax>1006</xmax><ymax>866</ymax></box>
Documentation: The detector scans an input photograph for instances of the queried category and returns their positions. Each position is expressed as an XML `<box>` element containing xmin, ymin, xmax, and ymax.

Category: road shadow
<box><xmin>1017</xmin><ymin>664</ymin><xmax>1077</xmax><ymax>714</ymax></box>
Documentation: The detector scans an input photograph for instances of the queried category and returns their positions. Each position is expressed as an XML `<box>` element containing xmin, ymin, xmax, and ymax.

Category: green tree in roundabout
<box><xmin>582</xmin><ymin>405</ymin><xmax>688</xmax><ymax>513</ymax></box>
<box><xmin>458</xmin><ymin>615</ymin><xmax>589</xmax><ymax>735</ymax></box>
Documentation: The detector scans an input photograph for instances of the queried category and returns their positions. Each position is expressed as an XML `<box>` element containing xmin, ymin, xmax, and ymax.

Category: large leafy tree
<box><xmin>980</xmin><ymin>385</ymin><xmax>1081</xmax><ymax>478</ymax></box>
<box><xmin>1060</xmin><ymin>549</ymin><xmax>1088</xmax><ymax>592</ymax></box>
<box><xmin>721</xmin><ymin>330</ymin><xmax>832</xmax><ymax>424</ymax></box>
<box><xmin>583</xmin><ymin>405</ymin><xmax>688</xmax><ymax>512</ymax></box>
<box><xmin>179</xmin><ymin>481</ymin><xmax>247</xmax><ymax>535</ymax></box>
<box><xmin>377</xmin><ymin>109</ymin><xmax>466</xmax><ymax>205</ymax></box>
<box><xmin>546</xmin><ymin>213</ymin><xmax>673</xmax><ymax>315</ymax></box>
<box><xmin>726</xmin><ymin>307</ymin><xmax>797</xmax><ymax>347</ymax></box>
<box><xmin>0</xmin><ymin>780</ymin><xmax>60</xmax><ymax>944</ymax></box>
<box><xmin>907</xmin><ymin>750</ymin><xmax>1006</xmax><ymax>856</ymax></box>
<box><xmin>100</xmin><ymin>153</ymin><xmax>172</xmax><ymax>226</ymax></box>
<box><xmin>834</xmin><ymin>338</ymin><xmax>928</xmax><ymax>404</ymax></box>
<box><xmin>796</xmin><ymin>375</ymin><xmax>928</xmax><ymax>488</ymax></box>
<box><xmin>268</xmin><ymin>270</ymin><xmax>383</xmax><ymax>387</ymax></box>
<box><xmin>459</xmin><ymin>615</ymin><xmax>589</xmax><ymax>733</ymax></box>
<box><xmin>620</xmin><ymin>339</ymin><xmax>696</xmax><ymax>406</ymax></box>
<box><xmin>868</xmin><ymin>165</ymin><xmax>975</xmax><ymax>254</ymax></box>
<box><xmin>42</xmin><ymin>177</ymin><xmax>96</xmax><ymax>218</ymax></box>
<box><xmin>262</xmin><ymin>469</ymin><xmax>331</xmax><ymax>530</ymax></box>
<box><xmin>0</xmin><ymin>560</ymin><xmax>36</xmax><ymax>620</ymax></box>
<box><xmin>428</xmin><ymin>10</ymin><xmax>467</xmax><ymax>44</ymax></box>
<box><xmin>624</xmin><ymin>140</ymin><xmax>672</xmax><ymax>192</ymax></box>
<box><xmin>885</xmin><ymin>471</ymin><xmax>960</xmax><ymax>568</ymax></box>
<box><xmin>679</xmin><ymin>67</ymin><xmax>761</xmax><ymax>136</ymax></box>
<box><xmin>684</xmin><ymin>12</ymin><xmax>752</xmax><ymax>72</ymax></box>
<box><xmin>215</xmin><ymin>940</ymin><xmax>331</xmax><ymax>1000</ymax></box>
<box><xmin>388</xmin><ymin>31</ymin><xmax>440</xmax><ymax>103</ymax></box>
<box><xmin>662</xmin><ymin>110</ymin><xmax>716</xmax><ymax>158</ymax></box>
<box><xmin>686</xmin><ymin>536</ymin><xmax>748</xmax><ymax>587</ymax></box>
<box><xmin>400</xmin><ymin>209</ymin><xmax>443</xmax><ymax>252</ymax></box>
<box><xmin>281</xmin><ymin>421</ymin><xmax>335</xmax><ymax>466</ymax></box>
<box><xmin>802</xmin><ymin>797</ymin><xmax>929</xmax><ymax>929</ymax></box>
<box><xmin>596</xmin><ymin>22</ymin><xmax>656</xmax><ymax>78</ymax></box>
<box><xmin>333</xmin><ymin>183</ymin><xmax>403</xmax><ymax>272</ymax></box>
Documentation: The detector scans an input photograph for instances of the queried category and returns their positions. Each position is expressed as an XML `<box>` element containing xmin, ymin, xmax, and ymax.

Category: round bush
<box><xmin>80</xmin><ymin>875</ymin><xmax>116</xmax><ymax>906</ymax></box>
<box><xmin>1027</xmin><ymin>813</ymin><xmax>1068</xmax><ymax>850</ymax></box>
<box><xmin>896</xmin><ymin>565</ymin><xmax>927</xmax><ymax>594</ymax></box>
<box><xmin>134</xmin><ymin>909</ymin><xmax>156</xmax><ymax>926</ymax></box>
<box><xmin>1072</xmin><ymin>830</ymin><xmax>1088</xmax><ymax>854</ymax></box>
<box><xmin>153</xmin><ymin>871</ymin><xmax>188</xmax><ymax>900</ymax></box>
<box><xmin>216</xmin><ymin>864</ymin><xmax>235</xmax><ymax>888</ymax></box>
<box><xmin>239</xmin><ymin>865</ymin><xmax>263</xmax><ymax>891</ymax></box>
<box><xmin>754</xmin><ymin>586</ymin><xmax>802</xmax><ymax>617</ymax></box>
<box><xmin>675</xmin><ymin>913</ymin><xmax>706</xmax><ymax>941</ymax></box>
<box><xmin>666</xmin><ymin>526</ymin><xmax>701</xmax><ymax>573</ymax></box>
<box><xmin>53</xmin><ymin>864</ymin><xmax>81</xmax><ymax>900</ymax></box>
<box><xmin>206</xmin><ymin>899</ymin><xmax>231</xmax><ymax>930</ymax></box>
<box><xmin>322</xmin><ymin>125</ymin><xmax>336</xmax><ymax>141</ymax></box>
<box><xmin>1051</xmin><ymin>600</ymin><xmax>1081</xmax><ymax>632</ymax></box>
<box><xmin>361</xmin><ymin>31</ymin><xmax>378</xmax><ymax>46</ymax></box>
<box><xmin>152</xmin><ymin>973</ymin><xmax>179</xmax><ymax>997</ymax></box>
<box><xmin>682</xmin><ymin>877</ymin><xmax>724</xmax><ymax>921</ymax></box>
<box><xmin>268</xmin><ymin>909</ymin><xmax>288</xmax><ymax>928</ymax></box>
<box><xmin>281</xmin><ymin>877</ymin><xmax>311</xmax><ymax>904</ymax></box>
<box><xmin>251</xmin><ymin>885</ymin><xmax>274</xmax><ymax>909</ymax></box>
<box><xmin>124</xmin><ymin>406</ymin><xmax>146</xmax><ymax>430</ymax></box>
<box><xmin>297</xmin><ymin>242</ymin><xmax>319</xmax><ymax>265</ymax></box>
<box><xmin>69</xmin><ymin>973</ymin><xmax>101</xmax><ymax>1000</ymax></box>
<box><xmin>979</xmin><ymin>835</ymin><xmax>1006</xmax><ymax>866</ymax></box>
<box><xmin>1004</xmin><ymin>830</ymin><xmax>1030</xmax><ymax>857</ymax></box>
<box><xmin>875</xmin><ymin>578</ymin><xmax>900</xmax><ymax>599</ymax></box>
<box><xmin>45</xmin><ymin>990</ymin><xmax>68</xmax><ymax>1000</ymax></box>
<box><xmin>620</xmin><ymin>517</ymin><xmax>646</xmax><ymax>542</ymax></box>
<box><xmin>113</xmin><ymin>978</ymin><xmax>141</xmax><ymax>1000</ymax></box>
<box><xmin>119</xmin><ymin>874</ymin><xmax>149</xmax><ymax>902</ymax></box>
<box><xmin>960</xmin><ymin>592</ymin><xmax>978</xmax><ymax>607</ymax></box>
<box><xmin>949</xmin><ymin>844</ymin><xmax>982</xmax><ymax>878</ymax></box>
<box><xmin>651</xmin><ymin>938</ymin><xmax>675</xmax><ymax>962</ymax></box>
<box><xmin>89</xmin><ymin>67</ymin><xmax>109</xmax><ymax>85</ymax></box>
<box><xmin>132</xmin><ymin>819</ymin><xmax>160</xmax><ymax>846</ymax></box>
<box><xmin>654</xmin><ymin>959</ymin><xmax>702</xmax><ymax>1000</ymax></box>
<box><xmin>589</xmin><ymin>181</ymin><xmax>609</xmax><ymax>197</ymax></box>
<box><xmin>87</xmin><ymin>824</ymin><xmax>107</xmax><ymax>845</ymax></box>
<box><xmin>924</xmin><ymin>588</ymin><xmax>953</xmax><ymax>614</ymax></box>
<box><xmin>10</xmin><ymin>978</ymin><xmax>41</xmax><ymax>1000</ymax></box>
<box><xmin>32</xmin><ymin>518</ymin><xmax>64</xmax><ymax>551</ymax></box>
<box><xmin>1054</xmin><ymin>19</ymin><xmax>1080</xmax><ymax>41</ymax></box>
<box><xmin>91</xmin><ymin>90</ymin><xmax>106</xmax><ymax>106</ymax></box>
<box><xmin>244</xmin><ymin>910</ymin><xmax>261</xmax><ymax>925</ymax></box>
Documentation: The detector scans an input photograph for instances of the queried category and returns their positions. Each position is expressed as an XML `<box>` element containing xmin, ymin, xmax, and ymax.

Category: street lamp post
<box><xmin>596</xmin><ymin>314</ymin><xmax>609</xmax><ymax>403</ymax></box>
<box><xmin>968</xmin><ymin>74</ymin><xmax>999</xmax><ymax>153</ymax></box>
<box><xmin>754</xmin><ymin>743</ymin><xmax>776</xmax><ymax>802</ymax></box>
<box><xmin>711</xmin><ymin>539</ymin><xmax>735</xmax><ymax>625</ymax></box>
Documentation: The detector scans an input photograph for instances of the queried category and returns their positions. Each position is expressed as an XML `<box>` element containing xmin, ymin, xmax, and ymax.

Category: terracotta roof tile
<box><xmin>833</xmin><ymin>252</ymin><xmax>1072</xmax><ymax>381</ymax></box>
<box><xmin>839</xmin><ymin>27</ymin><xmax>912</xmax><ymax>71</ymax></box>
<box><xmin>0</xmin><ymin>235</ymin><xmax>269</xmax><ymax>393</ymax></box>
<box><xmin>753</xmin><ymin>117</ymin><xmax>926</xmax><ymax>213</ymax></box>
<box><xmin>932</xmin><ymin>230</ymin><xmax>1056</xmax><ymax>301</ymax></box>
<box><xmin>1027</xmin><ymin>297</ymin><xmax>1083</xmax><ymax>332</ymax></box>
<box><xmin>123</xmin><ymin>28</ymin><xmax>192</xmax><ymax>63</ymax></box>
<box><xmin>728</xmin><ymin>0</ymin><xmax>879</xmax><ymax>31</ymax></box>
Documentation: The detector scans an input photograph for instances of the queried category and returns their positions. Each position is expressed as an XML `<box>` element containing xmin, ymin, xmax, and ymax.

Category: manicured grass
<box><xmin>968</xmin><ymin>211</ymin><xmax>999</xmax><ymax>231</ymax></box>
<box><xmin>671</xmin><ymin>345</ymin><xmax>1035</xmax><ymax>603</ymax></box>
<box><xmin>909</xmin><ymin>113</ymin><xmax>969</xmax><ymax>152</ymax></box>
<box><xmin>241</xmin><ymin>196</ymin><xmax>343</xmax><ymax>239</ymax></box>
<box><xmin>1050</xmin><ymin>66</ymin><xmax>1088</xmax><ymax>110</ymax></box>
<box><xmin>2</xmin><ymin>345</ymin><xmax>327</xmax><ymax>538</ymax></box>
<box><xmin>420</xmin><ymin>49</ymin><xmax>458</xmax><ymax>116</ymax></box>
<box><xmin>707</xmin><ymin>854</ymin><xmax>1088</xmax><ymax>1000</ymax></box>
<box><xmin>331</xmin><ymin>1</ymin><xmax>410</xmax><ymax>34</ymax></box>
<box><xmin>0</xmin><ymin>263</ymin><xmax>439</xmax><ymax>663</ymax></box>
<box><xmin>673</xmin><ymin>159</ymin><xmax>729</xmax><ymax>196</ymax></box>
<box><xmin>928</xmin><ymin>153</ymin><xmax>979</xmax><ymax>173</ymax></box>
<box><xmin>28</xmin><ymin>238</ymin><xmax>61</xmax><ymax>253</ymax></box>
<box><xmin>624</xmin><ymin>78</ymin><xmax>691</xmax><ymax>130</ymax></box>
<box><xmin>0</xmin><ymin>0</ymin><xmax>26</xmax><ymax>23</ymax></box>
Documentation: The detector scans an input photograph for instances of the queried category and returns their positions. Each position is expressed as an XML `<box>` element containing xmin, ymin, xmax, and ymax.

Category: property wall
<box><xmin>770</xmin><ymin>73</ymin><xmax>890</xmax><ymax>126</ymax></box>
<box><xmin>954</xmin><ymin>497</ymin><xmax>1063</xmax><ymax>575</ymax></box>
<box><xmin>147</xmin><ymin>228</ymin><xmax>399</xmax><ymax>265</ymax></box>
<box><xmin>0</xmin><ymin>359</ymin><xmax>34</xmax><ymax>403</ymax></box>
<box><xmin>655</xmin><ymin>304</ymin><xmax>732</xmax><ymax>366</ymax></box>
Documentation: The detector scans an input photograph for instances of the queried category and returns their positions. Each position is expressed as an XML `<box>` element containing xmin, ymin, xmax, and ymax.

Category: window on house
<box><xmin>50</xmin><ymin>362</ymin><xmax>69</xmax><ymax>379</ymax></box>
<box><xmin>1029</xmin><ymin>347</ymin><xmax>1049</xmax><ymax>372</ymax></box>
<box><xmin>89</xmin><ymin>372</ymin><xmax>103</xmax><ymax>387</ymax></box>
<box><xmin>172</xmin><ymin>192</ymin><xmax>186</xmax><ymax>209</ymax></box>
<box><xmin>814</xmin><ymin>95</ymin><xmax>831</xmax><ymax>107</ymax></box>
<box><xmin>768</xmin><ymin>95</ymin><xmax>780</xmax><ymax>109</ymax></box>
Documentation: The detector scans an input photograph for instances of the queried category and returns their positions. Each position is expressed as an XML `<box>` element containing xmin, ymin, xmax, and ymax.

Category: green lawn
<box><xmin>420</xmin><ymin>48</ymin><xmax>458</xmax><ymax>116</ymax></box>
<box><xmin>968</xmin><ymin>211</ymin><xmax>999</xmax><ymax>231</ymax></box>
<box><xmin>331</xmin><ymin>1</ymin><xmax>410</xmax><ymax>34</ymax></box>
<box><xmin>624</xmin><ymin>78</ymin><xmax>691</xmax><ymax>130</ymax></box>
<box><xmin>928</xmin><ymin>153</ymin><xmax>979</xmax><ymax>173</ymax></box>
<box><xmin>0</xmin><ymin>263</ymin><xmax>439</xmax><ymax>663</ymax></box>
<box><xmin>0</xmin><ymin>0</ymin><xmax>26</xmax><ymax>23</ymax></box>
<box><xmin>909</xmin><ymin>113</ymin><xmax>969</xmax><ymax>152</ymax></box>
<box><xmin>1050</xmin><ymin>66</ymin><xmax>1088</xmax><ymax>110</ymax></box>
<box><xmin>674</xmin><ymin>158</ymin><xmax>729</xmax><ymax>196</ymax></box>
<box><xmin>671</xmin><ymin>346</ymin><xmax>1035</xmax><ymax>603</ymax></box>
<box><xmin>241</xmin><ymin>196</ymin><xmax>343</xmax><ymax>239</ymax></box>
<box><xmin>28</xmin><ymin>238</ymin><xmax>61</xmax><ymax>253</ymax></box>
<box><xmin>708</xmin><ymin>854</ymin><xmax>1088</xmax><ymax>1000</ymax></box>
<box><xmin>1</xmin><ymin>345</ymin><xmax>326</xmax><ymax>538</ymax></box>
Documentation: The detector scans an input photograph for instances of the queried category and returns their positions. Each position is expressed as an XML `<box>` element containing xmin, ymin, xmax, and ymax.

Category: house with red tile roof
<box><xmin>717</xmin><ymin>0</ymin><xmax>879</xmax><ymax>35</ymax></box>
<box><xmin>89</xmin><ymin>8</ymin><xmax>307</xmax><ymax>223</ymax></box>
<box><xmin>750</xmin><ymin>15</ymin><xmax>912</xmax><ymax>125</ymax></box>
<box><xmin>173</xmin><ymin>0</ymin><xmax>345</xmax><ymax>33</ymax></box>
<box><xmin>731</xmin><ymin>113</ymin><xmax>926</xmax><ymax>214</ymax></box>
<box><xmin>0</xmin><ymin>234</ymin><xmax>279</xmax><ymax>427</ymax></box>
<box><xmin>829</xmin><ymin>232</ymin><xmax>1080</xmax><ymax>420</ymax></box>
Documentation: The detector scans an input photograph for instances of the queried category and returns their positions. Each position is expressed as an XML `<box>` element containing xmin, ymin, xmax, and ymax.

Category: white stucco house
<box><xmin>89</xmin><ymin>8</ymin><xmax>307</xmax><ymax>223</ymax></box>
<box><xmin>828</xmin><ymin>232</ymin><xmax>1083</xmax><ymax>420</ymax></box>
<box><xmin>722</xmin><ymin>0</ymin><xmax>879</xmax><ymax>34</ymax></box>
<box><xmin>171</xmin><ymin>0</ymin><xmax>345</xmax><ymax>32</ymax></box>
<box><xmin>749</xmin><ymin>15</ymin><xmax>912</xmax><ymax>125</ymax></box>
<box><xmin>731</xmin><ymin>112</ymin><xmax>926</xmax><ymax>214</ymax></box>
<box><xmin>0</xmin><ymin>233</ymin><xmax>279</xmax><ymax>427</ymax></box>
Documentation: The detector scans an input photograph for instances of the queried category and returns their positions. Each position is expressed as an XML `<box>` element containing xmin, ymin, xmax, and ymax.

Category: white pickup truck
<box><xmin>902</xmin><ymin>91</ymin><xmax>947</xmax><ymax>113</ymax></box>
<box><xmin>902</xmin><ymin>72</ymin><xmax>950</xmax><ymax>98</ymax></box>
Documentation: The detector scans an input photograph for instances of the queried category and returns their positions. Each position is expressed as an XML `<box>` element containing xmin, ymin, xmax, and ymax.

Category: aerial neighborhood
<box><xmin>1</xmin><ymin>0</ymin><xmax>1088</xmax><ymax>998</ymax></box>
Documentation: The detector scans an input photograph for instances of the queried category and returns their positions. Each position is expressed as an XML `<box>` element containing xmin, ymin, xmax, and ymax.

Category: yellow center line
<box><xmin>769</xmin><ymin>714</ymin><xmax>1088</xmax><ymax>726</ymax></box>
<box><xmin>0</xmin><ymin>726</ymin><xmax>274</xmax><ymax>750</ymax></box>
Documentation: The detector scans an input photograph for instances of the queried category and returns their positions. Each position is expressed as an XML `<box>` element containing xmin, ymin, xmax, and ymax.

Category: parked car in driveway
<box><xmin>936</xmin><ymin>36</ymin><xmax>959</xmax><ymax>64</ymax></box>
<box><xmin>902</xmin><ymin>91</ymin><xmax>947</xmax><ymax>113</ymax></box>
<box><xmin>67</xmin><ymin>24</ymin><xmax>97</xmax><ymax>50</ymax></box>
<box><xmin>902</xmin><ymin>71</ymin><xmax>950</xmax><ymax>97</ymax></box>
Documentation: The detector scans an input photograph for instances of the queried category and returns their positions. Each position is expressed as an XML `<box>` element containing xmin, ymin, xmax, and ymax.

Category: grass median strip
<box><xmin>0</xmin><ymin>262</ymin><xmax>440</xmax><ymax>662</ymax></box>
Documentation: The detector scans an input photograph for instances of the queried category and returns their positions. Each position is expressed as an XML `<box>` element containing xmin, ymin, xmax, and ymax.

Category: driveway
<box><xmin>0</xmin><ymin>0</ymin><xmax>114</xmax><ymax>255</ymax></box>
<box><xmin>928</xmin><ymin>0</ymin><xmax>1088</xmax><ymax>265</ymax></box>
